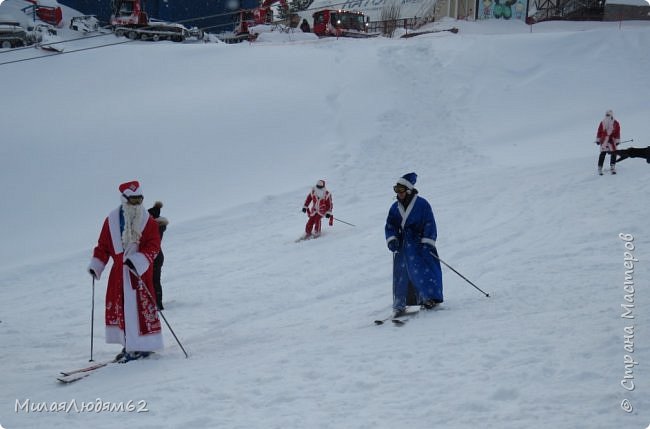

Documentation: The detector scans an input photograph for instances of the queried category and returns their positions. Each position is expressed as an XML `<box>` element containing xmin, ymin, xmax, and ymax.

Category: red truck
<box><xmin>312</xmin><ymin>9</ymin><xmax>374</xmax><ymax>38</ymax></box>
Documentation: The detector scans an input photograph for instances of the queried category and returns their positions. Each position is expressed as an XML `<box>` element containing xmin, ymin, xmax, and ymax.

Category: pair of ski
<box><xmin>374</xmin><ymin>308</ymin><xmax>422</xmax><ymax>326</ymax></box>
<box><xmin>57</xmin><ymin>352</ymin><xmax>156</xmax><ymax>383</ymax></box>
<box><xmin>57</xmin><ymin>359</ymin><xmax>117</xmax><ymax>384</ymax></box>
<box><xmin>294</xmin><ymin>234</ymin><xmax>321</xmax><ymax>243</ymax></box>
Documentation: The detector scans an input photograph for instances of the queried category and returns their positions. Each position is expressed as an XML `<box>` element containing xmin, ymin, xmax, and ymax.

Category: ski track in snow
<box><xmin>1</xmin><ymin>18</ymin><xmax>650</xmax><ymax>429</ymax></box>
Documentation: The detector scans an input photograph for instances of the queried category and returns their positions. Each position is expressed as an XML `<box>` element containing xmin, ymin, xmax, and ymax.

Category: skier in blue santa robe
<box><xmin>385</xmin><ymin>172</ymin><xmax>443</xmax><ymax>317</ymax></box>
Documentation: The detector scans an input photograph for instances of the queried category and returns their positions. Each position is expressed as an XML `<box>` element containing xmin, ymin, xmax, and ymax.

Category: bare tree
<box><xmin>413</xmin><ymin>0</ymin><xmax>437</xmax><ymax>28</ymax></box>
<box><xmin>277</xmin><ymin>0</ymin><xmax>313</xmax><ymax>27</ymax></box>
<box><xmin>380</xmin><ymin>0</ymin><xmax>401</xmax><ymax>37</ymax></box>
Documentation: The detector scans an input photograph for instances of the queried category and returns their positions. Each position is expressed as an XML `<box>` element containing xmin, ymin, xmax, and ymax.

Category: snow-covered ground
<box><xmin>1</xmin><ymin>13</ymin><xmax>649</xmax><ymax>428</ymax></box>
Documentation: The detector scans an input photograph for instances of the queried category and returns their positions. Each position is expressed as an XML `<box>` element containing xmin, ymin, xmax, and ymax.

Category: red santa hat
<box><xmin>119</xmin><ymin>180</ymin><xmax>143</xmax><ymax>197</ymax></box>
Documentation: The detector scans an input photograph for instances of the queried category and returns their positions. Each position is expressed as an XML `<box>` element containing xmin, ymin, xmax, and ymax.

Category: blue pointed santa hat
<box><xmin>396</xmin><ymin>172</ymin><xmax>417</xmax><ymax>190</ymax></box>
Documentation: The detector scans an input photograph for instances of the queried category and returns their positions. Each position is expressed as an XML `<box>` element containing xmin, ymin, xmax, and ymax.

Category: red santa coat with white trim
<box><xmin>303</xmin><ymin>188</ymin><xmax>333</xmax><ymax>217</ymax></box>
<box><xmin>88</xmin><ymin>206</ymin><xmax>163</xmax><ymax>352</ymax></box>
<box><xmin>597</xmin><ymin>118</ymin><xmax>621</xmax><ymax>153</ymax></box>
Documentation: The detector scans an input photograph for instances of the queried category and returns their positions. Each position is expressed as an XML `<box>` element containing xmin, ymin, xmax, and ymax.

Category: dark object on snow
<box><xmin>401</xmin><ymin>27</ymin><xmax>459</xmax><ymax>38</ymax></box>
<box><xmin>616</xmin><ymin>146</ymin><xmax>650</xmax><ymax>164</ymax></box>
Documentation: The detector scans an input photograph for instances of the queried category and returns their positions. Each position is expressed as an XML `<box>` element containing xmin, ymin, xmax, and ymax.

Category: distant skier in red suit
<box><xmin>596</xmin><ymin>109</ymin><xmax>621</xmax><ymax>175</ymax></box>
<box><xmin>302</xmin><ymin>179</ymin><xmax>333</xmax><ymax>238</ymax></box>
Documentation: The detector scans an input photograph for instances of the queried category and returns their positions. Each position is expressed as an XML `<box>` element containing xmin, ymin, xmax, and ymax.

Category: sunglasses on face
<box><xmin>393</xmin><ymin>185</ymin><xmax>408</xmax><ymax>194</ymax></box>
<box><xmin>606</xmin><ymin>114</ymin><xmax>612</xmax><ymax>117</ymax></box>
<box><xmin>126</xmin><ymin>195</ymin><xmax>144</xmax><ymax>205</ymax></box>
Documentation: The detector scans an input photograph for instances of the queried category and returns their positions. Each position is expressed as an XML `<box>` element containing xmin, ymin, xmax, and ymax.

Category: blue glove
<box><xmin>387</xmin><ymin>240</ymin><xmax>399</xmax><ymax>252</ymax></box>
<box><xmin>125</xmin><ymin>259</ymin><xmax>136</xmax><ymax>273</ymax></box>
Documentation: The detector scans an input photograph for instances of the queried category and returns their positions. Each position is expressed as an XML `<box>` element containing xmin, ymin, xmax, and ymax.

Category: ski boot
<box><xmin>117</xmin><ymin>350</ymin><xmax>153</xmax><ymax>363</ymax></box>
<box><xmin>392</xmin><ymin>308</ymin><xmax>408</xmax><ymax>318</ymax></box>
<box><xmin>421</xmin><ymin>299</ymin><xmax>440</xmax><ymax>310</ymax></box>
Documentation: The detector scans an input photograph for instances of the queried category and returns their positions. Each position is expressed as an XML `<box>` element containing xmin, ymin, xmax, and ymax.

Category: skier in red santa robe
<box><xmin>88</xmin><ymin>180</ymin><xmax>163</xmax><ymax>362</ymax></box>
<box><xmin>301</xmin><ymin>179</ymin><xmax>333</xmax><ymax>238</ymax></box>
<box><xmin>596</xmin><ymin>109</ymin><xmax>621</xmax><ymax>175</ymax></box>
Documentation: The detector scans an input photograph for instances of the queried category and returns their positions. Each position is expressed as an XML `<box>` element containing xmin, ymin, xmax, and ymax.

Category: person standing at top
<box><xmin>88</xmin><ymin>180</ymin><xmax>163</xmax><ymax>362</ymax></box>
<box><xmin>385</xmin><ymin>172</ymin><xmax>443</xmax><ymax>318</ymax></box>
<box><xmin>301</xmin><ymin>179</ymin><xmax>333</xmax><ymax>239</ymax></box>
<box><xmin>596</xmin><ymin>109</ymin><xmax>621</xmax><ymax>175</ymax></box>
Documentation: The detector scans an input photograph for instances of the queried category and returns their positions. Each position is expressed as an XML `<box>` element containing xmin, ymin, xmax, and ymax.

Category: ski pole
<box><xmin>594</xmin><ymin>138</ymin><xmax>633</xmax><ymax>145</ymax></box>
<box><xmin>332</xmin><ymin>216</ymin><xmax>355</xmax><ymax>227</ymax></box>
<box><xmin>430</xmin><ymin>251</ymin><xmax>490</xmax><ymax>298</ymax></box>
<box><xmin>90</xmin><ymin>277</ymin><xmax>95</xmax><ymax>362</ymax></box>
<box><xmin>128</xmin><ymin>267</ymin><xmax>189</xmax><ymax>358</ymax></box>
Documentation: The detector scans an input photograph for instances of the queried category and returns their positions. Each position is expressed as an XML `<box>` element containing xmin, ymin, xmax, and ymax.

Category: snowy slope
<box><xmin>1</xmin><ymin>18</ymin><xmax>650</xmax><ymax>428</ymax></box>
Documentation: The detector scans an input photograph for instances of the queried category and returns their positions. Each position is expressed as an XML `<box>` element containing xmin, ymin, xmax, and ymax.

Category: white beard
<box><xmin>602</xmin><ymin>116</ymin><xmax>614</xmax><ymax>135</ymax></box>
<box><xmin>121</xmin><ymin>202</ymin><xmax>143</xmax><ymax>249</ymax></box>
<box><xmin>313</xmin><ymin>187</ymin><xmax>326</xmax><ymax>199</ymax></box>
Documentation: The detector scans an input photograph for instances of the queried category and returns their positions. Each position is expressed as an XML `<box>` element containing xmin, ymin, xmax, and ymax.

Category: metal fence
<box><xmin>367</xmin><ymin>16</ymin><xmax>434</xmax><ymax>36</ymax></box>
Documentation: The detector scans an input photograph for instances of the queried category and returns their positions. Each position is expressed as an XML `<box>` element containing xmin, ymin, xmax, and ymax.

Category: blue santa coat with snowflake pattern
<box><xmin>385</xmin><ymin>194</ymin><xmax>443</xmax><ymax>309</ymax></box>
